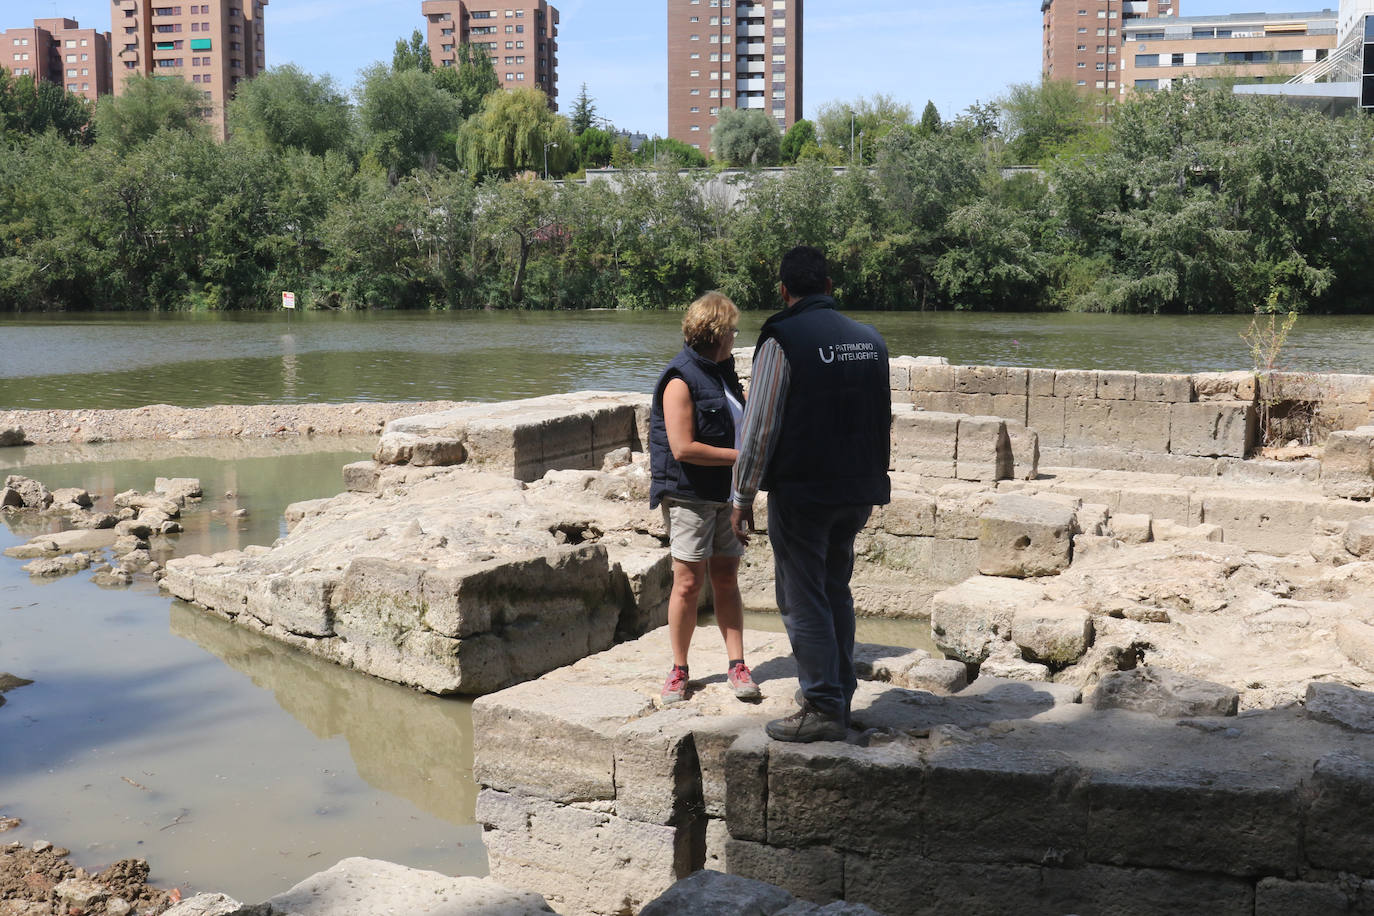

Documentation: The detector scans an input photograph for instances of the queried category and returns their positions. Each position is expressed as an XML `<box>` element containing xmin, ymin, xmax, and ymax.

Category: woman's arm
<box><xmin>663</xmin><ymin>377</ymin><xmax>738</xmax><ymax>467</ymax></box>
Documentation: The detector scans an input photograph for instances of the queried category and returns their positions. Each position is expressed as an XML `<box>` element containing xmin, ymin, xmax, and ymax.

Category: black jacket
<box><xmin>649</xmin><ymin>344</ymin><xmax>745</xmax><ymax>509</ymax></box>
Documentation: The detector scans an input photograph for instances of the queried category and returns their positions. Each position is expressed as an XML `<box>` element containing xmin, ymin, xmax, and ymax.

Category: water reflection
<box><xmin>168</xmin><ymin>602</ymin><xmax>477</xmax><ymax>826</ymax></box>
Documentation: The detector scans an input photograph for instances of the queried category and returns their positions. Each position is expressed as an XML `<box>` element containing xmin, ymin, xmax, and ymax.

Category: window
<box><xmin>1172</xmin><ymin>52</ymin><xmax>1183</xmax><ymax>66</ymax></box>
<box><xmin>1135</xmin><ymin>53</ymin><xmax>1158</xmax><ymax>67</ymax></box>
<box><xmin>65</xmin><ymin>39</ymin><xmax>76</xmax><ymax>47</ymax></box>
<box><xmin>505</xmin><ymin>72</ymin><xmax>513</xmax><ymax>80</ymax></box>
<box><xmin>516</xmin><ymin>72</ymin><xmax>524</xmax><ymax>80</ymax></box>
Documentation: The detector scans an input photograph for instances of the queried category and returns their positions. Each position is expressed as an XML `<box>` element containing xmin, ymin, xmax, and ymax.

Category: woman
<box><xmin>648</xmin><ymin>292</ymin><xmax>760</xmax><ymax>705</ymax></box>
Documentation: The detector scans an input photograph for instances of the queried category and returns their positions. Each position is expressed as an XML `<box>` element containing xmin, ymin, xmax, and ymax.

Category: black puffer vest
<box><xmin>757</xmin><ymin>295</ymin><xmax>891</xmax><ymax>507</ymax></box>
<box><xmin>649</xmin><ymin>344</ymin><xmax>745</xmax><ymax>509</ymax></box>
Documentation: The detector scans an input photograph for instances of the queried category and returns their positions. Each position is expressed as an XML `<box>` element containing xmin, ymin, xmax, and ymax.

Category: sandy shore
<box><xmin>0</xmin><ymin>402</ymin><xmax>470</xmax><ymax>446</ymax></box>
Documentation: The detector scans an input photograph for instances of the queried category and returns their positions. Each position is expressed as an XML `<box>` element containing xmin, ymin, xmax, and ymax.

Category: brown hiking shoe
<box><xmin>765</xmin><ymin>701</ymin><xmax>846</xmax><ymax>743</ymax></box>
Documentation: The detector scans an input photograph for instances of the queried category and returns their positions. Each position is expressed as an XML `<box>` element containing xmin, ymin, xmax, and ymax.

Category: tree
<box><xmin>999</xmin><ymin>80</ymin><xmax>1101</xmax><ymax>165</ymax></box>
<box><xmin>94</xmin><ymin>74</ymin><xmax>206</xmax><ymax>152</ymax></box>
<box><xmin>576</xmin><ymin>126</ymin><xmax>615</xmax><ymax>170</ymax></box>
<box><xmin>631</xmin><ymin>136</ymin><xmax>707</xmax><ymax>169</ymax></box>
<box><xmin>813</xmin><ymin>94</ymin><xmax>913</xmax><ymax>159</ymax></box>
<box><xmin>227</xmin><ymin>65</ymin><xmax>355</xmax><ymax>157</ymax></box>
<box><xmin>779</xmin><ymin>119</ymin><xmax>815</xmax><ymax>164</ymax></box>
<box><xmin>393</xmin><ymin>30</ymin><xmax>432</xmax><ymax>73</ymax></box>
<box><xmin>0</xmin><ymin>69</ymin><xmax>92</xmax><ymax>143</ymax></box>
<box><xmin>919</xmin><ymin>100</ymin><xmax>943</xmax><ymax>136</ymax></box>
<box><xmin>357</xmin><ymin>63</ymin><xmax>462</xmax><ymax>178</ymax></box>
<box><xmin>569</xmin><ymin>83</ymin><xmax>597</xmax><ymax>135</ymax></box>
<box><xmin>712</xmin><ymin>107</ymin><xmax>780</xmax><ymax>166</ymax></box>
<box><xmin>457</xmin><ymin>87</ymin><xmax>571</xmax><ymax>179</ymax></box>
<box><xmin>476</xmin><ymin>172</ymin><xmax>556</xmax><ymax>304</ymax></box>
<box><xmin>432</xmin><ymin>43</ymin><xmax>501</xmax><ymax>120</ymax></box>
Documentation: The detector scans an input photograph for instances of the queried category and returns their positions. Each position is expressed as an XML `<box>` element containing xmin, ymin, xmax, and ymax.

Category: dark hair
<box><xmin>779</xmin><ymin>246</ymin><xmax>829</xmax><ymax>298</ymax></box>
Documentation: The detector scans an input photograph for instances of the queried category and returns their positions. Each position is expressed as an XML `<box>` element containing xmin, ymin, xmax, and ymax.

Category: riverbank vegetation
<box><xmin>1</xmin><ymin>43</ymin><xmax>1372</xmax><ymax>313</ymax></box>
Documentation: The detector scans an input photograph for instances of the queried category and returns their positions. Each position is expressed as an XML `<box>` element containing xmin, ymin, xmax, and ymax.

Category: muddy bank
<box><xmin>0</xmin><ymin>402</ymin><xmax>470</xmax><ymax>446</ymax></box>
<box><xmin>0</xmin><ymin>827</ymin><xmax>176</xmax><ymax>916</ymax></box>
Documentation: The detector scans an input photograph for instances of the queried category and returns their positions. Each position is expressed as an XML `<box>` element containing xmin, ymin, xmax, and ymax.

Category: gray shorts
<box><xmin>662</xmin><ymin>497</ymin><xmax>745</xmax><ymax>563</ymax></box>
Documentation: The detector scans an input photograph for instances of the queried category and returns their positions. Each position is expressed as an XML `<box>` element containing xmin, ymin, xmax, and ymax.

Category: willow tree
<box><xmin>457</xmin><ymin>88</ymin><xmax>572</xmax><ymax>179</ymax></box>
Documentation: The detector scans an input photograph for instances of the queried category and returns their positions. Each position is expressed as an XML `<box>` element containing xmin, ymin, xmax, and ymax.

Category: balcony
<box><xmin>737</xmin><ymin>22</ymin><xmax>767</xmax><ymax>38</ymax></box>
<box><xmin>737</xmin><ymin>77</ymin><xmax>766</xmax><ymax>92</ymax></box>
<box><xmin>739</xmin><ymin>40</ymin><xmax>766</xmax><ymax>55</ymax></box>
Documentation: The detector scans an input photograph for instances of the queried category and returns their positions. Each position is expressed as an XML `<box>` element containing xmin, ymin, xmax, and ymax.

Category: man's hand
<box><xmin>731</xmin><ymin>505</ymin><xmax>754</xmax><ymax>545</ymax></box>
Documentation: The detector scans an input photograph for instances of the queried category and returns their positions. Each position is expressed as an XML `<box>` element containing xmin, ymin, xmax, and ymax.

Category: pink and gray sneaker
<box><xmin>728</xmin><ymin>662</ymin><xmax>761</xmax><ymax>700</ymax></box>
<box><xmin>661</xmin><ymin>666</ymin><xmax>689</xmax><ymax>705</ymax></box>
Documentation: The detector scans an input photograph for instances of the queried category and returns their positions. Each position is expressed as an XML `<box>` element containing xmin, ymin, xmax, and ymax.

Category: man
<box><xmin>730</xmin><ymin>245</ymin><xmax>891</xmax><ymax>743</ymax></box>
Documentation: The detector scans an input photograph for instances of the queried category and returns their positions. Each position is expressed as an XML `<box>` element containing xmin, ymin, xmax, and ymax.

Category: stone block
<box><xmin>1306</xmin><ymin>752</ymin><xmax>1374</xmax><ymax>873</ymax></box>
<box><xmin>260</xmin><ymin>857</ymin><xmax>555</xmax><ymax>916</ymax></box>
<box><xmin>472</xmin><ymin>682</ymin><xmax>655</xmax><ymax>802</ymax></box>
<box><xmin>1037</xmin><ymin>864</ymin><xmax>1254</xmax><ymax>916</ymax></box>
<box><xmin>956</xmin><ymin>365</ymin><xmax>1006</xmax><ymax>395</ymax></box>
<box><xmin>1134</xmin><ymin>373</ymin><xmax>1193</xmax><ymax>403</ymax></box>
<box><xmin>1004</xmin><ymin>421</ymin><xmax>1039</xmax><ymax>481</ymax></box>
<box><xmin>722</xmin><ymin>840</ymin><xmax>845</xmax><ymax>907</ymax></box>
<box><xmin>1337</xmin><ymin>619</ymin><xmax>1374</xmax><ymax>673</ymax></box>
<box><xmin>1152</xmin><ymin>519</ymin><xmax>1224</xmax><ymax>543</ymax></box>
<box><xmin>1344</xmin><ymin>518</ymin><xmax>1374</xmax><ymax>558</ymax></box>
<box><xmin>1084</xmin><ymin>766</ymin><xmax>1301</xmax><ymax>877</ymax></box>
<box><xmin>1004</xmin><ymin>367</ymin><xmax>1029</xmax><ymax>397</ymax></box>
<box><xmin>1029</xmin><ymin>368</ymin><xmax>1056</xmax><ymax>398</ymax></box>
<box><xmin>1198</xmin><ymin>493</ymin><xmax>1320</xmax><ymax>556</ymax></box>
<box><xmin>1064</xmin><ymin>399</ymin><xmax>1171</xmax><ymax>453</ymax></box>
<box><xmin>909</xmin><ymin>363</ymin><xmax>956</xmax><ymax>393</ymax></box>
<box><xmin>1026</xmin><ymin>396</ymin><xmax>1066</xmax><ymax>449</ymax></box>
<box><xmin>1322</xmin><ymin>429</ymin><xmax>1374</xmax><ymax>499</ymax></box>
<box><xmin>613</xmin><ymin>709</ymin><xmax>701</xmax><ymax>825</ymax></box>
<box><xmin>1097</xmin><ymin>371</ymin><xmax>1137</xmax><ymax>400</ymax></box>
<box><xmin>873</xmin><ymin>491</ymin><xmax>937</xmax><ymax>537</ymax></box>
<box><xmin>1170</xmin><ymin>402</ymin><xmax>1257</xmax><ymax>458</ymax></box>
<box><xmin>1116</xmin><ymin>487</ymin><xmax>1190</xmax><ymax>524</ymax></box>
<box><xmin>909</xmin><ymin>391</ymin><xmax>960</xmax><ymax>415</ymax></box>
<box><xmin>1075</xmin><ymin>503</ymin><xmax>1110</xmax><ymax>537</ymax></box>
<box><xmin>924</xmin><ymin>743</ymin><xmax>1087</xmax><ymax>865</ymax></box>
<box><xmin>639</xmin><ymin>870</ymin><xmax>795</xmax><ymax>916</ymax></box>
<box><xmin>246</xmin><ymin>571</ymin><xmax>336</xmax><ymax>637</ymax></box>
<box><xmin>888</xmin><ymin>357</ymin><xmax>913</xmax><ymax>392</ymax></box>
<box><xmin>1055</xmin><ymin>370</ymin><xmax>1097</xmax><ymax>399</ymax></box>
<box><xmin>1254</xmin><ymin>878</ymin><xmax>1351</xmax><ymax>916</ymax></box>
<box><xmin>1011</xmin><ymin>605</ymin><xmax>1093</xmax><ymax>667</ymax></box>
<box><xmin>844</xmin><ymin>856</ymin><xmax>1042</xmax><ymax>916</ymax></box>
<box><xmin>891</xmin><ymin>411</ymin><xmax>958</xmax><ymax>478</ymax></box>
<box><xmin>929</xmin><ymin>576</ymin><xmax>1044</xmax><ymax>664</ymax></box>
<box><xmin>766</xmin><ymin>742</ymin><xmax>922</xmax><ymax>855</ymax></box>
<box><xmin>478</xmin><ymin>789</ymin><xmax>686</xmax><ymax>916</ymax></box>
<box><xmin>977</xmin><ymin>495</ymin><xmax>1076</xmax><ymax>578</ymax></box>
<box><xmin>610</xmin><ymin>549</ymin><xmax>674</xmax><ymax>638</ymax></box>
<box><xmin>854</xmin><ymin>646</ymin><xmax>969</xmax><ymax>694</ymax></box>
<box><xmin>688</xmin><ymin>715</ymin><xmax>759</xmax><ymax>820</ymax></box>
<box><xmin>342</xmin><ymin>460</ymin><xmax>380</xmax><ymax>493</ymax></box>
<box><xmin>1304</xmin><ymin>681</ymin><xmax>1374</xmax><ymax>734</ymax></box>
<box><xmin>1104</xmin><ymin>512</ymin><xmax>1150</xmax><ymax>544</ymax></box>
<box><xmin>989</xmin><ymin>394</ymin><xmax>1028</xmax><ymax>425</ymax></box>
<box><xmin>951</xmin><ymin>392</ymin><xmax>995</xmax><ymax>418</ymax></box>
<box><xmin>1091</xmin><ymin>667</ymin><xmax>1238</xmax><ymax>717</ymax></box>
<box><xmin>3</xmin><ymin>475</ymin><xmax>50</xmax><ymax>509</ymax></box>
<box><xmin>1194</xmin><ymin>371</ymin><xmax>1257</xmax><ymax>402</ymax></box>
<box><xmin>955</xmin><ymin>416</ymin><xmax>1012</xmax><ymax>482</ymax></box>
<box><xmin>723</xmin><ymin>728</ymin><xmax>770</xmax><ymax>842</ymax></box>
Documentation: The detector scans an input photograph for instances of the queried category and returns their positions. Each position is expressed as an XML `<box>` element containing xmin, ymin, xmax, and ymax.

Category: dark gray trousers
<box><xmin>767</xmin><ymin>493</ymin><xmax>873</xmax><ymax>724</ymax></box>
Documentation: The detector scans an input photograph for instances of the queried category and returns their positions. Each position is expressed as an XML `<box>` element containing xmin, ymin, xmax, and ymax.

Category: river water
<box><xmin>0</xmin><ymin>309</ymin><xmax>1368</xmax><ymax>901</ymax></box>
<box><xmin>3</xmin><ymin>310</ymin><xmax>1374</xmax><ymax>410</ymax></box>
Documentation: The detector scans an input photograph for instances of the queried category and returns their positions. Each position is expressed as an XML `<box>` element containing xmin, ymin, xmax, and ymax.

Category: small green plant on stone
<box><xmin>1240</xmin><ymin>297</ymin><xmax>1299</xmax><ymax>449</ymax></box>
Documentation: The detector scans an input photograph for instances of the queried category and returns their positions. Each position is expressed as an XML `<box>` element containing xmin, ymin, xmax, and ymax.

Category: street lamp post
<box><xmin>543</xmin><ymin>140</ymin><xmax>558</xmax><ymax>180</ymax></box>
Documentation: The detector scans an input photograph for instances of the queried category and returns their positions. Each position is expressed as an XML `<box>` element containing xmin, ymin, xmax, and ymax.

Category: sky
<box><xmin>38</xmin><ymin>0</ymin><xmax>1272</xmax><ymax>135</ymax></box>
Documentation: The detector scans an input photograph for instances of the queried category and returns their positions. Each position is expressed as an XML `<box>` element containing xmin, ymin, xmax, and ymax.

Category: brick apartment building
<box><xmin>666</xmin><ymin>0</ymin><xmax>804</xmax><ymax>155</ymax></box>
<box><xmin>421</xmin><ymin>0</ymin><xmax>560</xmax><ymax>109</ymax></box>
<box><xmin>0</xmin><ymin>18</ymin><xmax>112</xmax><ymax>103</ymax></box>
<box><xmin>111</xmin><ymin>0</ymin><xmax>268</xmax><ymax>137</ymax></box>
<box><xmin>1121</xmin><ymin>9</ymin><xmax>1338</xmax><ymax>94</ymax></box>
<box><xmin>1042</xmin><ymin>0</ymin><xmax>1177</xmax><ymax>105</ymax></box>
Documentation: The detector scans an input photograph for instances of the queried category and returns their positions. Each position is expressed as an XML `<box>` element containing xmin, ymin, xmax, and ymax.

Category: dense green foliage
<box><xmin>1</xmin><ymin>67</ymin><xmax>1372</xmax><ymax>314</ymax></box>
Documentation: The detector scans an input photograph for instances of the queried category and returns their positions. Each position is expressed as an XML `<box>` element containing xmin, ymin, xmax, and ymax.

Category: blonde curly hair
<box><xmin>682</xmin><ymin>291</ymin><xmax>740</xmax><ymax>355</ymax></box>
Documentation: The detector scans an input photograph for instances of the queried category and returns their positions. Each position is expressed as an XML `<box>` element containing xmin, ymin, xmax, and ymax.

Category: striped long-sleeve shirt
<box><xmin>731</xmin><ymin>338</ymin><xmax>790</xmax><ymax>510</ymax></box>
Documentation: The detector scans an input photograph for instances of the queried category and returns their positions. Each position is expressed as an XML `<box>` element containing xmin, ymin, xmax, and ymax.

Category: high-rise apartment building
<box><xmin>1042</xmin><ymin>0</ymin><xmax>1176</xmax><ymax>103</ymax></box>
<box><xmin>111</xmin><ymin>0</ymin><xmax>268</xmax><ymax>136</ymax></box>
<box><xmin>421</xmin><ymin>1</ymin><xmax>560</xmax><ymax>109</ymax></box>
<box><xmin>666</xmin><ymin>0</ymin><xmax>803</xmax><ymax>155</ymax></box>
<box><xmin>0</xmin><ymin>18</ymin><xmax>112</xmax><ymax>103</ymax></box>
